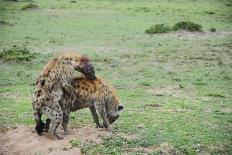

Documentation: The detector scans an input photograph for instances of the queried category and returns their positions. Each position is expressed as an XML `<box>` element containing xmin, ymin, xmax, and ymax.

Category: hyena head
<box><xmin>60</xmin><ymin>52</ymin><xmax>96</xmax><ymax>80</ymax></box>
<box><xmin>75</xmin><ymin>56</ymin><xmax>96</xmax><ymax>80</ymax></box>
<box><xmin>106</xmin><ymin>92</ymin><xmax>124</xmax><ymax>124</ymax></box>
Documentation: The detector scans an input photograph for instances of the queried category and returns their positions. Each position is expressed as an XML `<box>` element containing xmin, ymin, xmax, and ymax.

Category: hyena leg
<box><xmin>40</xmin><ymin>104</ymin><xmax>63</xmax><ymax>140</ymax></box>
<box><xmin>95</xmin><ymin>103</ymin><xmax>112</xmax><ymax>131</ymax></box>
<box><xmin>89</xmin><ymin>106</ymin><xmax>103</xmax><ymax>128</ymax></box>
<box><xmin>34</xmin><ymin>110</ymin><xmax>46</xmax><ymax>136</ymax></box>
<box><xmin>62</xmin><ymin>111</ymin><xmax>70</xmax><ymax>135</ymax></box>
<box><xmin>45</xmin><ymin>118</ymin><xmax>51</xmax><ymax>132</ymax></box>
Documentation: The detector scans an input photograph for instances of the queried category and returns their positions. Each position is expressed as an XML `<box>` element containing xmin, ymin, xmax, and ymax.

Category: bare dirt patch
<box><xmin>154</xmin><ymin>143</ymin><xmax>175</xmax><ymax>154</ymax></box>
<box><xmin>0</xmin><ymin>125</ymin><xmax>110</xmax><ymax>155</ymax></box>
<box><xmin>126</xmin><ymin>147</ymin><xmax>153</xmax><ymax>154</ymax></box>
<box><xmin>0</xmin><ymin>92</ymin><xmax>22</xmax><ymax>100</ymax></box>
<box><xmin>126</xmin><ymin>143</ymin><xmax>174</xmax><ymax>154</ymax></box>
<box><xmin>170</xmin><ymin>31</ymin><xmax>232</xmax><ymax>39</ymax></box>
<box><xmin>146</xmin><ymin>85</ymin><xmax>195</xmax><ymax>100</ymax></box>
<box><xmin>219</xmin><ymin>108</ymin><xmax>232</xmax><ymax>113</ymax></box>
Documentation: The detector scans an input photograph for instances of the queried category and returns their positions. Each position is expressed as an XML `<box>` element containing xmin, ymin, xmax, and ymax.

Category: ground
<box><xmin>0</xmin><ymin>0</ymin><xmax>232</xmax><ymax>154</ymax></box>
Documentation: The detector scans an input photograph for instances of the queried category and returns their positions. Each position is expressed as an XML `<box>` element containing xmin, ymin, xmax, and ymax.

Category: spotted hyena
<box><xmin>44</xmin><ymin>77</ymin><xmax>124</xmax><ymax>135</ymax></box>
<box><xmin>32</xmin><ymin>51</ymin><xmax>96</xmax><ymax>139</ymax></box>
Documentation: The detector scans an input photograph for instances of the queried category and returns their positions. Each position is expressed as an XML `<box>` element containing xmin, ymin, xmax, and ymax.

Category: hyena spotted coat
<box><xmin>58</xmin><ymin>77</ymin><xmax>124</xmax><ymax>133</ymax></box>
<box><xmin>32</xmin><ymin>51</ymin><xmax>96</xmax><ymax>139</ymax></box>
<box><xmin>43</xmin><ymin>77</ymin><xmax>124</xmax><ymax>134</ymax></box>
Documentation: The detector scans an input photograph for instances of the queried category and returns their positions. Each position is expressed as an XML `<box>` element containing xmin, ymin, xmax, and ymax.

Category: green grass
<box><xmin>0</xmin><ymin>0</ymin><xmax>232</xmax><ymax>154</ymax></box>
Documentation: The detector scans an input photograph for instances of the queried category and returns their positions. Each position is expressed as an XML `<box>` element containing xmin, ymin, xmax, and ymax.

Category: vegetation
<box><xmin>173</xmin><ymin>21</ymin><xmax>202</xmax><ymax>32</ymax></box>
<box><xmin>210</xmin><ymin>27</ymin><xmax>217</xmax><ymax>32</ymax></box>
<box><xmin>70</xmin><ymin>139</ymin><xmax>81</xmax><ymax>147</ymax></box>
<box><xmin>21</xmin><ymin>3</ymin><xmax>39</xmax><ymax>10</ymax></box>
<box><xmin>145</xmin><ymin>24</ymin><xmax>171</xmax><ymax>34</ymax></box>
<box><xmin>145</xmin><ymin>21</ymin><xmax>203</xmax><ymax>34</ymax></box>
<box><xmin>0</xmin><ymin>46</ymin><xmax>36</xmax><ymax>61</ymax></box>
<box><xmin>0</xmin><ymin>0</ymin><xmax>231</xmax><ymax>154</ymax></box>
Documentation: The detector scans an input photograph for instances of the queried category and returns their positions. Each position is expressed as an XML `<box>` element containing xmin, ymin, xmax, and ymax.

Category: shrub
<box><xmin>210</xmin><ymin>27</ymin><xmax>216</xmax><ymax>32</ymax></box>
<box><xmin>21</xmin><ymin>3</ymin><xmax>39</xmax><ymax>10</ymax></box>
<box><xmin>135</xmin><ymin>7</ymin><xmax>151</xmax><ymax>12</ymax></box>
<box><xmin>0</xmin><ymin>46</ymin><xmax>36</xmax><ymax>62</ymax></box>
<box><xmin>145</xmin><ymin>24</ymin><xmax>171</xmax><ymax>34</ymax></box>
<box><xmin>3</xmin><ymin>0</ymin><xmax>18</xmax><ymax>1</ymax></box>
<box><xmin>0</xmin><ymin>20</ymin><xmax>9</xmax><ymax>25</ymax></box>
<box><xmin>173</xmin><ymin>21</ymin><xmax>202</xmax><ymax>32</ymax></box>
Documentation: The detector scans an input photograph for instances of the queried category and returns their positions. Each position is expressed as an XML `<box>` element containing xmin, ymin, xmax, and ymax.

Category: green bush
<box><xmin>210</xmin><ymin>27</ymin><xmax>216</xmax><ymax>32</ymax></box>
<box><xmin>0</xmin><ymin>20</ymin><xmax>9</xmax><ymax>25</ymax></box>
<box><xmin>145</xmin><ymin>24</ymin><xmax>171</xmax><ymax>34</ymax></box>
<box><xmin>0</xmin><ymin>46</ymin><xmax>36</xmax><ymax>62</ymax></box>
<box><xmin>21</xmin><ymin>3</ymin><xmax>39</xmax><ymax>10</ymax></box>
<box><xmin>173</xmin><ymin>21</ymin><xmax>202</xmax><ymax>32</ymax></box>
<box><xmin>135</xmin><ymin>7</ymin><xmax>151</xmax><ymax>12</ymax></box>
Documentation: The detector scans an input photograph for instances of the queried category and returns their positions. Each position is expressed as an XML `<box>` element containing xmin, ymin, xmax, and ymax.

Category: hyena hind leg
<box><xmin>34</xmin><ymin>110</ymin><xmax>46</xmax><ymax>136</ymax></box>
<box><xmin>62</xmin><ymin>111</ymin><xmax>70</xmax><ymax>135</ymax></box>
<box><xmin>40</xmin><ymin>105</ymin><xmax>63</xmax><ymax>140</ymax></box>
<box><xmin>45</xmin><ymin>118</ymin><xmax>51</xmax><ymax>133</ymax></box>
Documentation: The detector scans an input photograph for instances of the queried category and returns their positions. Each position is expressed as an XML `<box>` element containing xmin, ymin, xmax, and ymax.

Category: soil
<box><xmin>146</xmin><ymin>85</ymin><xmax>196</xmax><ymax>100</ymax></box>
<box><xmin>0</xmin><ymin>125</ymin><xmax>110</xmax><ymax>155</ymax></box>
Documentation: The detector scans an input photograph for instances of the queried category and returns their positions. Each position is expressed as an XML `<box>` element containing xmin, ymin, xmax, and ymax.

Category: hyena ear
<box><xmin>117</xmin><ymin>105</ymin><xmax>124</xmax><ymax>111</ymax></box>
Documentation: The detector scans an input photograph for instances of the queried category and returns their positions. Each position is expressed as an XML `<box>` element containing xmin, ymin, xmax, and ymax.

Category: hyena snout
<box><xmin>108</xmin><ymin>104</ymin><xmax>124</xmax><ymax>124</ymax></box>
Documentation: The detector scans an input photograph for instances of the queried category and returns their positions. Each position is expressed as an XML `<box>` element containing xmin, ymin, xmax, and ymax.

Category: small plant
<box><xmin>21</xmin><ymin>3</ymin><xmax>39</xmax><ymax>10</ymax></box>
<box><xmin>3</xmin><ymin>0</ymin><xmax>18</xmax><ymax>1</ymax></box>
<box><xmin>0</xmin><ymin>20</ymin><xmax>9</xmax><ymax>25</ymax></box>
<box><xmin>145</xmin><ymin>24</ymin><xmax>172</xmax><ymax>34</ymax></box>
<box><xmin>207</xmin><ymin>93</ymin><xmax>225</xmax><ymax>98</ymax></box>
<box><xmin>0</xmin><ymin>46</ymin><xmax>36</xmax><ymax>62</ymax></box>
<box><xmin>173</xmin><ymin>21</ymin><xmax>202</xmax><ymax>32</ymax></box>
<box><xmin>210</xmin><ymin>27</ymin><xmax>216</xmax><ymax>32</ymax></box>
<box><xmin>135</xmin><ymin>7</ymin><xmax>151</xmax><ymax>12</ymax></box>
<box><xmin>70</xmin><ymin>139</ymin><xmax>81</xmax><ymax>147</ymax></box>
<box><xmin>205</xmin><ymin>11</ymin><xmax>215</xmax><ymax>14</ymax></box>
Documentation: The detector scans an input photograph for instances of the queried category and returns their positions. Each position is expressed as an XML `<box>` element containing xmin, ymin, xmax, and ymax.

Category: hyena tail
<box><xmin>34</xmin><ymin>110</ymin><xmax>46</xmax><ymax>136</ymax></box>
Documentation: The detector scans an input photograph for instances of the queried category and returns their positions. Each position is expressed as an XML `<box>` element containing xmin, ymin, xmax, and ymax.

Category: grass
<box><xmin>0</xmin><ymin>0</ymin><xmax>232</xmax><ymax>154</ymax></box>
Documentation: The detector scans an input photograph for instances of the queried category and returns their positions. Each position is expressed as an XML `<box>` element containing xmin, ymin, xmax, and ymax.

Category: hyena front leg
<box><xmin>95</xmin><ymin>102</ymin><xmax>112</xmax><ymax>131</ymax></box>
<box><xmin>40</xmin><ymin>103</ymin><xmax>63</xmax><ymax>140</ymax></box>
<box><xmin>89</xmin><ymin>106</ymin><xmax>103</xmax><ymax>128</ymax></box>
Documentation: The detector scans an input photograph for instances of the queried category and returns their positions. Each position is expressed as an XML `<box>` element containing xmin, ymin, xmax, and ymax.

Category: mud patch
<box><xmin>0</xmin><ymin>125</ymin><xmax>110</xmax><ymax>155</ymax></box>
